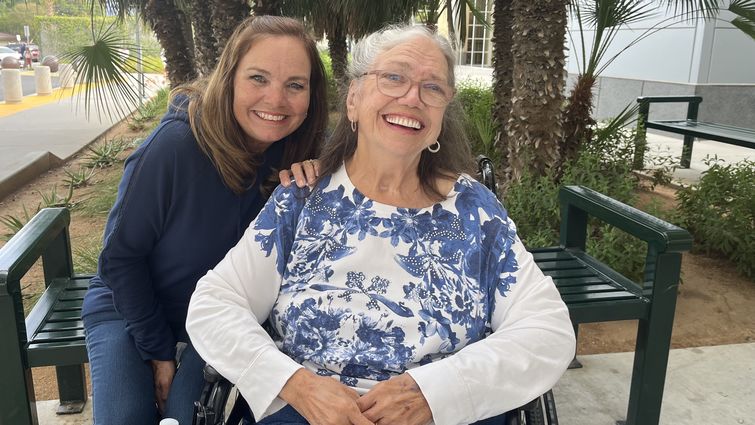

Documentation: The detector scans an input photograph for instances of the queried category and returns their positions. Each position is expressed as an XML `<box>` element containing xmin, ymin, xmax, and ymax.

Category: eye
<box><xmin>423</xmin><ymin>82</ymin><xmax>447</xmax><ymax>95</ymax></box>
<box><xmin>287</xmin><ymin>82</ymin><xmax>307</xmax><ymax>91</ymax></box>
<box><xmin>380</xmin><ymin>72</ymin><xmax>406</xmax><ymax>84</ymax></box>
<box><xmin>250</xmin><ymin>75</ymin><xmax>267</xmax><ymax>84</ymax></box>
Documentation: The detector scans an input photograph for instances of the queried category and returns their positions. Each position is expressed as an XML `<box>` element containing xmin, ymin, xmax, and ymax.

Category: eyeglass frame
<box><xmin>360</xmin><ymin>70</ymin><xmax>455</xmax><ymax>107</ymax></box>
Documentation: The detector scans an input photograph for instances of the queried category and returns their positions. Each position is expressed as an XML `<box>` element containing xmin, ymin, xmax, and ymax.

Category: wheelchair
<box><xmin>192</xmin><ymin>364</ymin><xmax>558</xmax><ymax>425</ymax></box>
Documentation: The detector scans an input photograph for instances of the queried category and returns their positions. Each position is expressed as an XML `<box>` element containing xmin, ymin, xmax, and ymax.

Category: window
<box><xmin>461</xmin><ymin>0</ymin><xmax>493</xmax><ymax>67</ymax></box>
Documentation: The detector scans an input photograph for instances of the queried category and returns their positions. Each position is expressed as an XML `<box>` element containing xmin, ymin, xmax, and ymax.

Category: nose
<box><xmin>397</xmin><ymin>82</ymin><xmax>423</xmax><ymax>108</ymax></box>
<box><xmin>264</xmin><ymin>84</ymin><xmax>286</xmax><ymax>107</ymax></box>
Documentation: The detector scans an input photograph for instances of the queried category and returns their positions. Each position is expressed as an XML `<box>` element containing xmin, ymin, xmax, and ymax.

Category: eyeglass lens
<box><xmin>374</xmin><ymin>71</ymin><xmax>451</xmax><ymax>106</ymax></box>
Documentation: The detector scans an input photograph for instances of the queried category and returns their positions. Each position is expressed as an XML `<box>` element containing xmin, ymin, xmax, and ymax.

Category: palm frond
<box><xmin>60</xmin><ymin>22</ymin><xmax>144</xmax><ymax>122</ymax></box>
<box><xmin>659</xmin><ymin>0</ymin><xmax>721</xmax><ymax>21</ymax></box>
<box><xmin>729</xmin><ymin>0</ymin><xmax>755</xmax><ymax>41</ymax></box>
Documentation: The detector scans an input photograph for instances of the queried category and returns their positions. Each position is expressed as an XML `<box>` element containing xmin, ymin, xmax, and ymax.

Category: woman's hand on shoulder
<box><xmin>280</xmin><ymin>369</ymin><xmax>374</xmax><ymax>425</ymax></box>
<box><xmin>357</xmin><ymin>374</ymin><xmax>432</xmax><ymax>425</ymax></box>
<box><xmin>280</xmin><ymin>159</ymin><xmax>320</xmax><ymax>188</ymax></box>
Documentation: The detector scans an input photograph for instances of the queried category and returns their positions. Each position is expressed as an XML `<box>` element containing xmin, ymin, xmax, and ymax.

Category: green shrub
<box><xmin>504</xmin><ymin>120</ymin><xmax>653</xmax><ymax>281</ymax></box>
<box><xmin>456</xmin><ymin>80</ymin><xmax>499</xmax><ymax>163</ymax></box>
<box><xmin>676</xmin><ymin>158</ymin><xmax>755</xmax><ymax>279</ymax></box>
<box><xmin>319</xmin><ymin>50</ymin><xmax>339</xmax><ymax>110</ymax></box>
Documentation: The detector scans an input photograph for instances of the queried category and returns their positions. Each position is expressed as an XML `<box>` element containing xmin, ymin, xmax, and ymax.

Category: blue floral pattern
<box><xmin>255</xmin><ymin>166</ymin><xmax>520</xmax><ymax>386</ymax></box>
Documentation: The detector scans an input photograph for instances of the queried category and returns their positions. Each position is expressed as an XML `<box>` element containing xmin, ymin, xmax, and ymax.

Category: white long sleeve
<box><xmin>407</xmin><ymin>236</ymin><xmax>575</xmax><ymax>425</ymax></box>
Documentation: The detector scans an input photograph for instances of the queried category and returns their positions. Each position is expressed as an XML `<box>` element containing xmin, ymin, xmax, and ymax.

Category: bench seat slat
<box><xmin>31</xmin><ymin>329</ymin><xmax>86</xmax><ymax>343</ymax></box>
<box><xmin>59</xmin><ymin>290</ymin><xmax>87</xmax><ymax>301</ymax></box>
<box><xmin>535</xmin><ymin>259</ymin><xmax>584</xmax><ymax>271</ymax></box>
<box><xmin>48</xmin><ymin>310</ymin><xmax>82</xmax><ymax>322</ymax></box>
<box><xmin>557</xmin><ymin>284</ymin><xmax>619</xmax><ymax>295</ymax></box>
<box><xmin>26</xmin><ymin>342</ymin><xmax>88</xmax><ymax>368</ymax></box>
<box><xmin>541</xmin><ymin>268</ymin><xmax>596</xmax><ymax>279</ymax></box>
<box><xmin>41</xmin><ymin>320</ymin><xmax>84</xmax><ymax>332</ymax></box>
<box><xmin>530</xmin><ymin>250</ymin><xmax>575</xmax><ymax>261</ymax></box>
<box><xmin>562</xmin><ymin>290</ymin><xmax>639</xmax><ymax>303</ymax></box>
<box><xmin>646</xmin><ymin>120</ymin><xmax>755</xmax><ymax>147</ymax></box>
<box><xmin>551</xmin><ymin>276</ymin><xmax>608</xmax><ymax>286</ymax></box>
<box><xmin>54</xmin><ymin>299</ymin><xmax>84</xmax><ymax>310</ymax></box>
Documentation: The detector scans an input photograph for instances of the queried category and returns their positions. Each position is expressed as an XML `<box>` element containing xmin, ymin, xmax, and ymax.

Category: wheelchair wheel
<box><xmin>506</xmin><ymin>390</ymin><xmax>558</xmax><ymax>425</ymax></box>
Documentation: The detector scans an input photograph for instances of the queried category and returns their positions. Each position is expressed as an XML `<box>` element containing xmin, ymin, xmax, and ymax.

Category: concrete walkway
<box><xmin>31</xmin><ymin>343</ymin><xmax>755</xmax><ymax>424</ymax></box>
<box><xmin>0</xmin><ymin>75</ymin><xmax>165</xmax><ymax>200</ymax></box>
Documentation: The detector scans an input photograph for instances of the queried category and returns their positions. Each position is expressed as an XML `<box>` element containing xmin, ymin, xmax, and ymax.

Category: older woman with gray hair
<box><xmin>187</xmin><ymin>24</ymin><xmax>575</xmax><ymax>425</ymax></box>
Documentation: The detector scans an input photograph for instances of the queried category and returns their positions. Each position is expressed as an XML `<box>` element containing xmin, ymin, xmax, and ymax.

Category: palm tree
<box><xmin>210</xmin><ymin>0</ymin><xmax>250</xmax><ymax>55</ymax></box>
<box><xmin>491</xmin><ymin>0</ymin><xmax>512</xmax><ymax>172</ymax></box>
<box><xmin>503</xmin><ymin>0</ymin><xmax>568</xmax><ymax>182</ymax></box>
<box><xmin>187</xmin><ymin>0</ymin><xmax>216</xmax><ymax>76</ymax></box>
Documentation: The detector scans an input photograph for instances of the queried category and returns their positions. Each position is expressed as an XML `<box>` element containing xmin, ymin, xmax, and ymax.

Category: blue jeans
<box><xmin>255</xmin><ymin>404</ymin><xmax>509</xmax><ymax>424</ymax></box>
<box><xmin>84</xmin><ymin>312</ymin><xmax>206</xmax><ymax>425</ymax></box>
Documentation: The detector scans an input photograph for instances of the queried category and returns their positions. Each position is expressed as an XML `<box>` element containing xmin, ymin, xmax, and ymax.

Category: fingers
<box><xmin>348</xmin><ymin>408</ymin><xmax>376</xmax><ymax>425</ymax></box>
<box><xmin>280</xmin><ymin>159</ymin><xmax>320</xmax><ymax>188</ymax></box>
<box><xmin>279</xmin><ymin>169</ymin><xmax>294</xmax><ymax>187</ymax></box>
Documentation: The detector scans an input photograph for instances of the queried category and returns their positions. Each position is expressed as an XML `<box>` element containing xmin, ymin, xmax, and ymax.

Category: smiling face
<box><xmin>347</xmin><ymin>36</ymin><xmax>450</xmax><ymax>164</ymax></box>
<box><xmin>233</xmin><ymin>35</ymin><xmax>311</xmax><ymax>151</ymax></box>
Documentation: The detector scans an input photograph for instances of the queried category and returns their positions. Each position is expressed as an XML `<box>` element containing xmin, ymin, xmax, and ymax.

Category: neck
<box><xmin>346</xmin><ymin>149</ymin><xmax>429</xmax><ymax>208</ymax></box>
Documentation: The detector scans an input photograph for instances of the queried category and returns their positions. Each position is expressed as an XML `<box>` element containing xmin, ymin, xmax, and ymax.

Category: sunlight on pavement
<box><xmin>0</xmin><ymin>86</ymin><xmax>86</xmax><ymax>118</ymax></box>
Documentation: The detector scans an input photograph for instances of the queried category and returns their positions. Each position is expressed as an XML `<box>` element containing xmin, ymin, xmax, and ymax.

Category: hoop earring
<box><xmin>351</xmin><ymin>121</ymin><xmax>357</xmax><ymax>132</ymax></box>
<box><xmin>427</xmin><ymin>141</ymin><xmax>440</xmax><ymax>153</ymax></box>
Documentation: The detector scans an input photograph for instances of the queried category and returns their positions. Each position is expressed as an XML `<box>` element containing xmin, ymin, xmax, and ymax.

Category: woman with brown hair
<box><xmin>81</xmin><ymin>15</ymin><xmax>328</xmax><ymax>425</ymax></box>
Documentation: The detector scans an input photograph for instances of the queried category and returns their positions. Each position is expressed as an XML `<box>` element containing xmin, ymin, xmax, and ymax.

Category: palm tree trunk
<box><xmin>144</xmin><ymin>0</ymin><xmax>197</xmax><ymax>86</ymax></box>
<box><xmin>492</xmin><ymin>0</ymin><xmax>513</xmax><ymax>175</ymax></box>
<box><xmin>253</xmin><ymin>0</ymin><xmax>282</xmax><ymax>15</ymax></box>
<box><xmin>327</xmin><ymin>17</ymin><xmax>349</xmax><ymax>92</ymax></box>
<box><xmin>189</xmin><ymin>0</ymin><xmax>217</xmax><ymax>76</ymax></box>
<box><xmin>560</xmin><ymin>74</ymin><xmax>597</xmax><ymax>168</ymax></box>
<box><xmin>505</xmin><ymin>0</ymin><xmax>567</xmax><ymax>182</ymax></box>
<box><xmin>211</xmin><ymin>0</ymin><xmax>251</xmax><ymax>53</ymax></box>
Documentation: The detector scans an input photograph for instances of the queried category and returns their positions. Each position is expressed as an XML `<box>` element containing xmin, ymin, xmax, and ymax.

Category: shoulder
<box><xmin>128</xmin><ymin>112</ymin><xmax>204</xmax><ymax>170</ymax></box>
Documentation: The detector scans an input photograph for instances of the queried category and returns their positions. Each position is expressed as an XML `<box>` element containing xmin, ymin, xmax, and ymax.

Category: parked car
<box><xmin>0</xmin><ymin>46</ymin><xmax>22</xmax><ymax>67</ymax></box>
<box><xmin>6</xmin><ymin>43</ymin><xmax>40</xmax><ymax>62</ymax></box>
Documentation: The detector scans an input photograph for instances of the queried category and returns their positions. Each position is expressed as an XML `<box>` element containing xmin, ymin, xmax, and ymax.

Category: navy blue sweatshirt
<box><xmin>82</xmin><ymin>99</ymin><xmax>283</xmax><ymax>361</ymax></box>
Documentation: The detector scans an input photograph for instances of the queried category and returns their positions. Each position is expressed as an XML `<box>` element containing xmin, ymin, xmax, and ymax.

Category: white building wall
<box><xmin>565</xmin><ymin>3</ymin><xmax>755</xmax><ymax>84</ymax></box>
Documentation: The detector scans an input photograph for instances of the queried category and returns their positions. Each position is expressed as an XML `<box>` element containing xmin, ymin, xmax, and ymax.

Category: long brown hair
<box><xmin>173</xmin><ymin>16</ymin><xmax>328</xmax><ymax>194</ymax></box>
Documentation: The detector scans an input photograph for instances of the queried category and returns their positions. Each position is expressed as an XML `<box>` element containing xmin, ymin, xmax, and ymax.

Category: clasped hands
<box><xmin>281</xmin><ymin>368</ymin><xmax>433</xmax><ymax>425</ymax></box>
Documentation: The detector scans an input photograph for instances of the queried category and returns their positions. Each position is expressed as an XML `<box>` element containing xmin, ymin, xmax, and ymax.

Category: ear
<box><xmin>346</xmin><ymin>80</ymin><xmax>358</xmax><ymax>122</ymax></box>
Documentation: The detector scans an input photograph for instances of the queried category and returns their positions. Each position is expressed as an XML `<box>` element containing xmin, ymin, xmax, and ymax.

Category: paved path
<box><xmin>0</xmin><ymin>75</ymin><xmax>164</xmax><ymax>200</ymax></box>
<box><xmin>32</xmin><ymin>343</ymin><xmax>755</xmax><ymax>424</ymax></box>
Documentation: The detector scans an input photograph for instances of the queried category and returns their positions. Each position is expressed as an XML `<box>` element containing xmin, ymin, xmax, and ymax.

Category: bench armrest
<box><xmin>636</xmin><ymin>95</ymin><xmax>702</xmax><ymax>105</ymax></box>
<box><xmin>0</xmin><ymin>208</ymin><xmax>73</xmax><ymax>296</ymax></box>
<box><xmin>559</xmin><ymin>186</ymin><xmax>692</xmax><ymax>253</ymax></box>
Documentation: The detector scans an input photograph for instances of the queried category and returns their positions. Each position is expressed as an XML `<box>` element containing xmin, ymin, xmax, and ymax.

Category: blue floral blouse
<box><xmin>187</xmin><ymin>165</ymin><xmax>575</xmax><ymax>425</ymax></box>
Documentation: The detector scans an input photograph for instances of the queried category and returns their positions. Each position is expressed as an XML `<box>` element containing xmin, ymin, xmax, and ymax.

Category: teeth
<box><xmin>256</xmin><ymin>111</ymin><xmax>286</xmax><ymax>121</ymax></box>
<box><xmin>385</xmin><ymin>115</ymin><xmax>421</xmax><ymax>129</ymax></box>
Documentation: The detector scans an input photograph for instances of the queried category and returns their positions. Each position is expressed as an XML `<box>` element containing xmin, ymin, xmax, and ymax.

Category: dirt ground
<box><xmin>1</xmin><ymin>121</ymin><xmax>753</xmax><ymax>401</ymax></box>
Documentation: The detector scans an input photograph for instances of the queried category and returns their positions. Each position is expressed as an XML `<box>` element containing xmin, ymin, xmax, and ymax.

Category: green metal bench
<box><xmin>633</xmin><ymin>95</ymin><xmax>755</xmax><ymax>169</ymax></box>
<box><xmin>1</xmin><ymin>208</ymin><xmax>89</xmax><ymax>425</ymax></box>
<box><xmin>479</xmin><ymin>157</ymin><xmax>693</xmax><ymax>425</ymax></box>
<box><xmin>2</xmin><ymin>175</ymin><xmax>693</xmax><ymax>425</ymax></box>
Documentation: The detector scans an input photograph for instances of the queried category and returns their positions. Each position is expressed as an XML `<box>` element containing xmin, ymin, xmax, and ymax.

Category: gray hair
<box><xmin>318</xmin><ymin>24</ymin><xmax>472</xmax><ymax>202</ymax></box>
<box><xmin>348</xmin><ymin>25</ymin><xmax>457</xmax><ymax>87</ymax></box>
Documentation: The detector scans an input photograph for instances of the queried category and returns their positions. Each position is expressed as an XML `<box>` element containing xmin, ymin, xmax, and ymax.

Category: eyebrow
<box><xmin>242</xmin><ymin>67</ymin><xmax>309</xmax><ymax>82</ymax></box>
<box><xmin>381</xmin><ymin>61</ymin><xmax>445</xmax><ymax>81</ymax></box>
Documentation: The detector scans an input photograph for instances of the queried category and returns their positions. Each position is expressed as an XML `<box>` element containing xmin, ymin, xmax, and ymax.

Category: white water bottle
<box><xmin>159</xmin><ymin>419</ymin><xmax>179</xmax><ymax>425</ymax></box>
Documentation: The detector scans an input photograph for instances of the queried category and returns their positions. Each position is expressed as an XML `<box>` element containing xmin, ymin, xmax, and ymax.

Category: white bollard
<box><xmin>1</xmin><ymin>69</ymin><xmax>23</xmax><ymax>103</ymax></box>
<box><xmin>59</xmin><ymin>63</ymin><xmax>76</xmax><ymax>88</ymax></box>
<box><xmin>35</xmin><ymin>65</ymin><xmax>53</xmax><ymax>95</ymax></box>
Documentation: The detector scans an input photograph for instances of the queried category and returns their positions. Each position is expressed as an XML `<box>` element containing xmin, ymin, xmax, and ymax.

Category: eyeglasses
<box><xmin>361</xmin><ymin>70</ymin><xmax>454</xmax><ymax>107</ymax></box>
